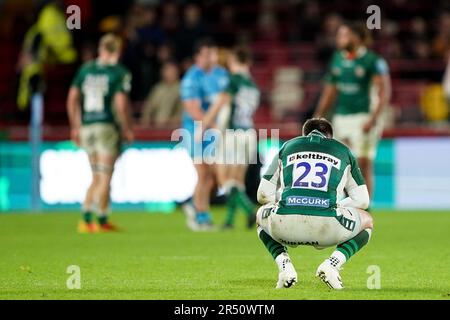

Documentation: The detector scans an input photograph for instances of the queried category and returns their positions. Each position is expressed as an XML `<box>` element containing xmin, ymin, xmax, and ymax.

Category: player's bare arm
<box><xmin>183</xmin><ymin>99</ymin><xmax>204</xmax><ymax>121</ymax></box>
<box><xmin>114</xmin><ymin>92</ymin><xmax>134</xmax><ymax>143</ymax></box>
<box><xmin>363</xmin><ymin>74</ymin><xmax>391</xmax><ymax>133</ymax></box>
<box><xmin>66</xmin><ymin>86</ymin><xmax>82</xmax><ymax>146</ymax></box>
<box><xmin>202</xmin><ymin>92</ymin><xmax>231</xmax><ymax>130</ymax></box>
<box><xmin>314</xmin><ymin>84</ymin><xmax>337</xmax><ymax>118</ymax></box>
<box><xmin>184</xmin><ymin>99</ymin><xmax>206</xmax><ymax>142</ymax></box>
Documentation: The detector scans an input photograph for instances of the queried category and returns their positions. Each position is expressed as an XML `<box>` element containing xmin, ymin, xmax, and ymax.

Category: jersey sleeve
<box><xmin>115</xmin><ymin>69</ymin><xmax>132</xmax><ymax>94</ymax></box>
<box><xmin>348</xmin><ymin>151</ymin><xmax>366</xmax><ymax>187</ymax></box>
<box><xmin>217</xmin><ymin>70</ymin><xmax>230</xmax><ymax>92</ymax></box>
<box><xmin>323</xmin><ymin>71</ymin><xmax>337</xmax><ymax>84</ymax></box>
<box><xmin>71</xmin><ymin>65</ymin><xmax>85</xmax><ymax>88</ymax></box>
<box><xmin>339</xmin><ymin>151</ymin><xmax>370</xmax><ymax>209</ymax></box>
<box><xmin>262</xmin><ymin>153</ymin><xmax>281</xmax><ymax>183</ymax></box>
<box><xmin>372</xmin><ymin>56</ymin><xmax>389</xmax><ymax>76</ymax></box>
<box><xmin>180</xmin><ymin>73</ymin><xmax>201</xmax><ymax>101</ymax></box>
<box><xmin>258</xmin><ymin>153</ymin><xmax>282</xmax><ymax>204</ymax></box>
<box><xmin>323</xmin><ymin>53</ymin><xmax>338</xmax><ymax>84</ymax></box>
<box><xmin>225</xmin><ymin>75</ymin><xmax>239</xmax><ymax>95</ymax></box>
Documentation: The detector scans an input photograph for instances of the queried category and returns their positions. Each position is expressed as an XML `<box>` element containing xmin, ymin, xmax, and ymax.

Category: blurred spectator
<box><xmin>432</xmin><ymin>11</ymin><xmax>450</xmax><ymax>59</ymax></box>
<box><xmin>376</xmin><ymin>20</ymin><xmax>402</xmax><ymax>59</ymax></box>
<box><xmin>17</xmin><ymin>0</ymin><xmax>77</xmax><ymax>109</ymax></box>
<box><xmin>410</xmin><ymin>17</ymin><xmax>428</xmax><ymax>41</ymax></box>
<box><xmin>297</xmin><ymin>0</ymin><xmax>321</xmax><ymax>42</ymax></box>
<box><xmin>0</xmin><ymin>0</ymin><xmax>35</xmax><ymax>39</ymax></box>
<box><xmin>140</xmin><ymin>62</ymin><xmax>182</xmax><ymax>127</ymax></box>
<box><xmin>214</xmin><ymin>5</ymin><xmax>237</xmax><ymax>47</ymax></box>
<box><xmin>161</xmin><ymin>1</ymin><xmax>180</xmax><ymax>38</ymax></box>
<box><xmin>99</xmin><ymin>15</ymin><xmax>123</xmax><ymax>34</ymax></box>
<box><xmin>403</xmin><ymin>17</ymin><xmax>431</xmax><ymax>59</ymax></box>
<box><xmin>271</xmin><ymin>67</ymin><xmax>303</xmax><ymax>120</ymax></box>
<box><xmin>136</xmin><ymin>5</ymin><xmax>165</xmax><ymax>46</ymax></box>
<box><xmin>383</xmin><ymin>40</ymin><xmax>403</xmax><ymax>59</ymax></box>
<box><xmin>316</xmin><ymin>14</ymin><xmax>342</xmax><ymax>63</ymax></box>
<box><xmin>3</xmin><ymin>0</ymin><xmax>450</xmax><ymax>127</ymax></box>
<box><xmin>420</xmin><ymin>84</ymin><xmax>448</xmax><ymax>125</ymax></box>
<box><xmin>175</xmin><ymin>4</ymin><xmax>206</xmax><ymax>64</ymax></box>
<box><xmin>157</xmin><ymin>42</ymin><xmax>175</xmax><ymax>65</ymax></box>
<box><xmin>444</xmin><ymin>55</ymin><xmax>450</xmax><ymax>105</ymax></box>
<box><xmin>122</xmin><ymin>4</ymin><xmax>164</xmax><ymax>101</ymax></box>
<box><xmin>256</xmin><ymin>0</ymin><xmax>280</xmax><ymax>42</ymax></box>
<box><xmin>80</xmin><ymin>41</ymin><xmax>97</xmax><ymax>62</ymax></box>
<box><xmin>410</xmin><ymin>40</ymin><xmax>432</xmax><ymax>60</ymax></box>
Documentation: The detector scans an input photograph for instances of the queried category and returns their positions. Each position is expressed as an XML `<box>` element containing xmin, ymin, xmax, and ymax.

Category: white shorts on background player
<box><xmin>256</xmin><ymin>204</ymin><xmax>363</xmax><ymax>249</ymax></box>
<box><xmin>332</xmin><ymin>113</ymin><xmax>382</xmax><ymax>160</ymax></box>
<box><xmin>80</xmin><ymin>123</ymin><xmax>120</xmax><ymax>157</ymax></box>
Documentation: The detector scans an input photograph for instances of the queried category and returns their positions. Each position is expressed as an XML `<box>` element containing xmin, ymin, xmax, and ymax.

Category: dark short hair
<box><xmin>302</xmin><ymin>118</ymin><xmax>333</xmax><ymax>138</ymax></box>
<box><xmin>231</xmin><ymin>46</ymin><xmax>252</xmax><ymax>64</ymax></box>
<box><xmin>344</xmin><ymin>21</ymin><xmax>372</xmax><ymax>46</ymax></box>
<box><xmin>193</xmin><ymin>38</ymin><xmax>216</xmax><ymax>55</ymax></box>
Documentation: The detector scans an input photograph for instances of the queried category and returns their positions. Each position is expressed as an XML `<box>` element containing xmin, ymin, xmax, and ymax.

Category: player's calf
<box><xmin>257</xmin><ymin>226</ymin><xmax>297</xmax><ymax>289</ymax></box>
<box><xmin>317</xmin><ymin>209</ymin><xmax>373</xmax><ymax>289</ymax></box>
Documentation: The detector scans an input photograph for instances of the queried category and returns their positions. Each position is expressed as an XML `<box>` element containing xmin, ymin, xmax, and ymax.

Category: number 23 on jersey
<box><xmin>287</xmin><ymin>152</ymin><xmax>342</xmax><ymax>192</ymax></box>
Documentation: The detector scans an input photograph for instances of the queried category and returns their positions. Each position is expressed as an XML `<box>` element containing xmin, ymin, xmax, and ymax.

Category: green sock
<box><xmin>224</xmin><ymin>187</ymin><xmax>238</xmax><ymax>225</ymax></box>
<box><xmin>336</xmin><ymin>229</ymin><xmax>372</xmax><ymax>261</ymax></box>
<box><xmin>83</xmin><ymin>211</ymin><xmax>93</xmax><ymax>223</ymax></box>
<box><xmin>235</xmin><ymin>189</ymin><xmax>255</xmax><ymax>217</ymax></box>
<box><xmin>98</xmin><ymin>215</ymin><xmax>108</xmax><ymax>225</ymax></box>
<box><xmin>258</xmin><ymin>228</ymin><xmax>286</xmax><ymax>259</ymax></box>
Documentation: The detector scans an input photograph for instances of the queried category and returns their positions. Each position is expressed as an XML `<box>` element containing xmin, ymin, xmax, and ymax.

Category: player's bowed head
<box><xmin>302</xmin><ymin>118</ymin><xmax>334</xmax><ymax>139</ymax></box>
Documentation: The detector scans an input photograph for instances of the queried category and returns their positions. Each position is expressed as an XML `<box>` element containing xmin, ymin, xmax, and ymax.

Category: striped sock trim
<box><xmin>236</xmin><ymin>190</ymin><xmax>255</xmax><ymax>216</ymax></box>
<box><xmin>225</xmin><ymin>192</ymin><xmax>238</xmax><ymax>225</ymax></box>
<box><xmin>337</xmin><ymin>229</ymin><xmax>372</xmax><ymax>261</ymax></box>
<box><xmin>258</xmin><ymin>229</ymin><xmax>286</xmax><ymax>259</ymax></box>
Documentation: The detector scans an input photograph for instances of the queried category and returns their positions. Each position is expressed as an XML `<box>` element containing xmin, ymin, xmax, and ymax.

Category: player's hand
<box><xmin>123</xmin><ymin>129</ymin><xmax>134</xmax><ymax>144</ymax></box>
<box><xmin>70</xmin><ymin>128</ymin><xmax>80</xmax><ymax>147</ymax></box>
<box><xmin>363</xmin><ymin>117</ymin><xmax>376</xmax><ymax>133</ymax></box>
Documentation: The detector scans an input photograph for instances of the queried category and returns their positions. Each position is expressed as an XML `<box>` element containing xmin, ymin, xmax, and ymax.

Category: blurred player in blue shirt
<box><xmin>180</xmin><ymin>39</ymin><xmax>229</xmax><ymax>230</ymax></box>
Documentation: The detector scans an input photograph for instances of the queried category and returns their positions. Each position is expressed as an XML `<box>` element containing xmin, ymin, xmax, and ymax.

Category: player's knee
<box><xmin>256</xmin><ymin>225</ymin><xmax>264</xmax><ymax>236</ymax></box>
<box><xmin>360</xmin><ymin>210</ymin><xmax>374</xmax><ymax>230</ymax></box>
<box><xmin>88</xmin><ymin>175</ymin><xmax>101</xmax><ymax>189</ymax></box>
<box><xmin>88</xmin><ymin>179</ymin><xmax>98</xmax><ymax>189</ymax></box>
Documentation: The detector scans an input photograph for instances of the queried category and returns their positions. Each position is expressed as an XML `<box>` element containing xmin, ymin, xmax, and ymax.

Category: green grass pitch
<box><xmin>0</xmin><ymin>208</ymin><xmax>449</xmax><ymax>300</ymax></box>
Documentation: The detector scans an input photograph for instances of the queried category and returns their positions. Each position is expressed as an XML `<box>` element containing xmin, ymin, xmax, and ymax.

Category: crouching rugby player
<box><xmin>256</xmin><ymin>118</ymin><xmax>373</xmax><ymax>289</ymax></box>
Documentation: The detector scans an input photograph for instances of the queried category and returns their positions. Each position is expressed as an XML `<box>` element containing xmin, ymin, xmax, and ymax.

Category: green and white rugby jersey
<box><xmin>71</xmin><ymin>60</ymin><xmax>132</xmax><ymax>125</ymax></box>
<box><xmin>262</xmin><ymin>130</ymin><xmax>365</xmax><ymax>217</ymax></box>
<box><xmin>226</xmin><ymin>73</ymin><xmax>260</xmax><ymax>130</ymax></box>
<box><xmin>325</xmin><ymin>47</ymin><xmax>389</xmax><ymax>115</ymax></box>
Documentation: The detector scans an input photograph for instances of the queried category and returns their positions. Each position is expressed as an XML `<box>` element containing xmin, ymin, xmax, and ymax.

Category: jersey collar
<box><xmin>342</xmin><ymin>46</ymin><xmax>367</xmax><ymax>60</ymax></box>
<box><xmin>96</xmin><ymin>58</ymin><xmax>116</xmax><ymax>66</ymax></box>
<box><xmin>308</xmin><ymin>130</ymin><xmax>327</xmax><ymax>138</ymax></box>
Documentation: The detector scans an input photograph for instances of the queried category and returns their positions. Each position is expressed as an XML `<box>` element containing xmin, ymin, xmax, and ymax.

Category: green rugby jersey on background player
<box><xmin>71</xmin><ymin>60</ymin><xmax>132</xmax><ymax>125</ymax></box>
<box><xmin>226</xmin><ymin>73</ymin><xmax>260</xmax><ymax>129</ymax></box>
<box><xmin>325</xmin><ymin>47</ymin><xmax>389</xmax><ymax>115</ymax></box>
<box><xmin>262</xmin><ymin>130</ymin><xmax>365</xmax><ymax>217</ymax></box>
